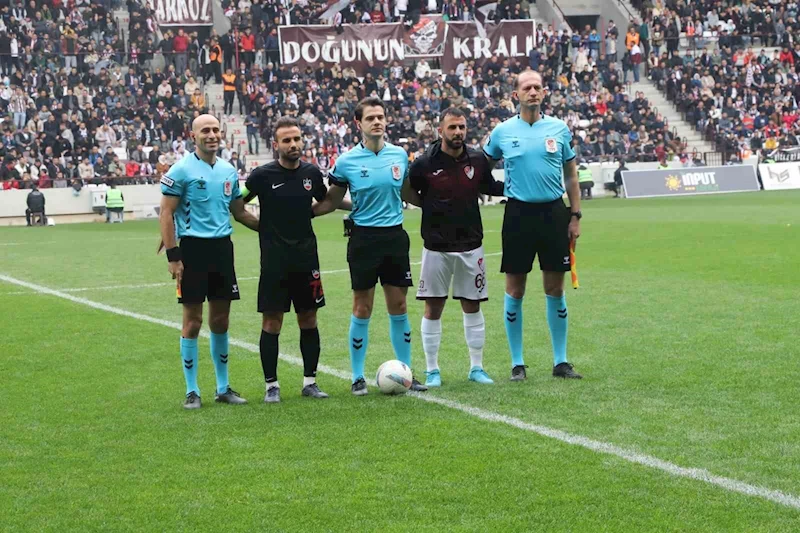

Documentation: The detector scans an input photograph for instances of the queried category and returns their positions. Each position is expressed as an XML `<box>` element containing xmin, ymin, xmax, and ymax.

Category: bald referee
<box><xmin>484</xmin><ymin>70</ymin><xmax>584</xmax><ymax>380</ymax></box>
<box><xmin>160</xmin><ymin>114</ymin><xmax>260</xmax><ymax>409</ymax></box>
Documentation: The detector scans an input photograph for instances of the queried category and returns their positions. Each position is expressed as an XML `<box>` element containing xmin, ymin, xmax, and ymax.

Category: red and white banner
<box><xmin>146</xmin><ymin>0</ymin><xmax>213</xmax><ymax>27</ymax></box>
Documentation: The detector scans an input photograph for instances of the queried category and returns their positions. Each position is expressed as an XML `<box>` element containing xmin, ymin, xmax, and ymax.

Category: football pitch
<box><xmin>1</xmin><ymin>191</ymin><xmax>799</xmax><ymax>531</ymax></box>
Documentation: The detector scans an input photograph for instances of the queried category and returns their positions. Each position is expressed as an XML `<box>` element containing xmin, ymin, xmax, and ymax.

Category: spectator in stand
<box><xmin>173</xmin><ymin>29</ymin><xmax>190</xmax><ymax>75</ymax></box>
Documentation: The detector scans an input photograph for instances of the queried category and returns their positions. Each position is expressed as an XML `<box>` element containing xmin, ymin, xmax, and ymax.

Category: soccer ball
<box><xmin>376</xmin><ymin>360</ymin><xmax>412</xmax><ymax>395</ymax></box>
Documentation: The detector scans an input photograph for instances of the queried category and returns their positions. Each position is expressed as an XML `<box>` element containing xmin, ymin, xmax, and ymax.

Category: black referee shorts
<box><xmin>500</xmin><ymin>198</ymin><xmax>571</xmax><ymax>274</ymax></box>
<box><xmin>178</xmin><ymin>237</ymin><xmax>240</xmax><ymax>304</ymax></box>
<box><xmin>258</xmin><ymin>243</ymin><xmax>325</xmax><ymax>314</ymax></box>
<box><xmin>347</xmin><ymin>225</ymin><xmax>412</xmax><ymax>291</ymax></box>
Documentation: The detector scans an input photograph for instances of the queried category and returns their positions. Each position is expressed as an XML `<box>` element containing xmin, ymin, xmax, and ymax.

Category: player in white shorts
<box><xmin>404</xmin><ymin>107</ymin><xmax>505</xmax><ymax>387</ymax></box>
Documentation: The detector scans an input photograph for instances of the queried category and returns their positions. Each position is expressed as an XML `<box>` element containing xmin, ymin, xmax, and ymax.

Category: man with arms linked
<box><xmin>243</xmin><ymin>117</ymin><xmax>344</xmax><ymax>403</ymax></box>
<box><xmin>160</xmin><ymin>114</ymin><xmax>260</xmax><ymax>409</ymax></box>
<box><xmin>483</xmin><ymin>70</ymin><xmax>584</xmax><ymax>381</ymax></box>
<box><xmin>406</xmin><ymin>107</ymin><xmax>505</xmax><ymax>387</ymax></box>
<box><xmin>314</xmin><ymin>97</ymin><xmax>428</xmax><ymax>395</ymax></box>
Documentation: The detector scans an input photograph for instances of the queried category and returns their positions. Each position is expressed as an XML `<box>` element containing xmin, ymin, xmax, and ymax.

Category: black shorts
<box><xmin>347</xmin><ymin>225</ymin><xmax>412</xmax><ymax>291</ymax></box>
<box><xmin>258</xmin><ymin>242</ymin><xmax>325</xmax><ymax>314</ymax></box>
<box><xmin>178</xmin><ymin>237</ymin><xmax>240</xmax><ymax>304</ymax></box>
<box><xmin>500</xmin><ymin>198</ymin><xmax>571</xmax><ymax>274</ymax></box>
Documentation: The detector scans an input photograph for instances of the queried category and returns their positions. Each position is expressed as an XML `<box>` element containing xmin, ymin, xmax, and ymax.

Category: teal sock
<box><xmin>504</xmin><ymin>293</ymin><xmax>524</xmax><ymax>367</ymax></box>
<box><xmin>546</xmin><ymin>294</ymin><xmax>568</xmax><ymax>366</ymax></box>
<box><xmin>180</xmin><ymin>337</ymin><xmax>199</xmax><ymax>396</ymax></box>
<box><xmin>389</xmin><ymin>313</ymin><xmax>412</xmax><ymax>367</ymax></box>
<box><xmin>349</xmin><ymin>315</ymin><xmax>370</xmax><ymax>382</ymax></box>
<box><xmin>210</xmin><ymin>332</ymin><xmax>230</xmax><ymax>394</ymax></box>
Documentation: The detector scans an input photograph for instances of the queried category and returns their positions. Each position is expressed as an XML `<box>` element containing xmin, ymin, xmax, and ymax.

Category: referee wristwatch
<box><xmin>570</xmin><ymin>211</ymin><xmax>583</xmax><ymax>220</ymax></box>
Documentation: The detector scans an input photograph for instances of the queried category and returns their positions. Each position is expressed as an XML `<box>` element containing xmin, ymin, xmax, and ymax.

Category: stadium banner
<box><xmin>279</xmin><ymin>19</ymin><xmax>535</xmax><ymax>71</ymax></box>
<box><xmin>621</xmin><ymin>166</ymin><xmax>760</xmax><ymax>198</ymax></box>
<box><xmin>404</xmin><ymin>15</ymin><xmax>448</xmax><ymax>58</ymax></box>
<box><xmin>758</xmin><ymin>163</ymin><xmax>800</xmax><ymax>191</ymax></box>
<box><xmin>146</xmin><ymin>0</ymin><xmax>213</xmax><ymax>26</ymax></box>
<box><xmin>440</xmin><ymin>20</ymin><xmax>537</xmax><ymax>71</ymax></box>
<box><xmin>279</xmin><ymin>23</ymin><xmax>405</xmax><ymax>70</ymax></box>
<box><xmin>767</xmin><ymin>147</ymin><xmax>800</xmax><ymax>162</ymax></box>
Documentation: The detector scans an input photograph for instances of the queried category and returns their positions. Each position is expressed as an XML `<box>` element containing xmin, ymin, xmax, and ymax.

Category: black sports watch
<box><xmin>570</xmin><ymin>211</ymin><xmax>583</xmax><ymax>220</ymax></box>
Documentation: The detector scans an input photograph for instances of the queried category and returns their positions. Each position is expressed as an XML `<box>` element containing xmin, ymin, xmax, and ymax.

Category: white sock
<box><xmin>266</xmin><ymin>381</ymin><xmax>279</xmax><ymax>391</ymax></box>
<box><xmin>420</xmin><ymin>317</ymin><xmax>442</xmax><ymax>372</ymax></box>
<box><xmin>303</xmin><ymin>376</ymin><xmax>316</xmax><ymax>387</ymax></box>
<box><xmin>463</xmin><ymin>310</ymin><xmax>485</xmax><ymax>369</ymax></box>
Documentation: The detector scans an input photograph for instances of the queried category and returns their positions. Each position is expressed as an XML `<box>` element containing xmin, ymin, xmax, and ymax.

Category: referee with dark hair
<box><xmin>243</xmin><ymin>117</ymin><xmax>348</xmax><ymax>402</ymax></box>
<box><xmin>159</xmin><ymin>114</ymin><xmax>260</xmax><ymax>410</ymax></box>
<box><xmin>483</xmin><ymin>70</ymin><xmax>584</xmax><ymax>381</ymax></box>
<box><xmin>314</xmin><ymin>96</ymin><xmax>428</xmax><ymax>395</ymax></box>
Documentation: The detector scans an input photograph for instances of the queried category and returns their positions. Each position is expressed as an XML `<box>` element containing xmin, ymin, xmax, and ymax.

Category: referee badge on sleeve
<box><xmin>545</xmin><ymin>138</ymin><xmax>558</xmax><ymax>153</ymax></box>
<box><xmin>391</xmin><ymin>165</ymin><xmax>402</xmax><ymax>180</ymax></box>
<box><xmin>223</xmin><ymin>180</ymin><xmax>233</xmax><ymax>196</ymax></box>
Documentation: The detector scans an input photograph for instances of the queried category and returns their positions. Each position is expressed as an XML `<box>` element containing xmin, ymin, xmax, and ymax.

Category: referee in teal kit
<box><xmin>483</xmin><ymin>70</ymin><xmax>584</xmax><ymax>381</ymax></box>
<box><xmin>159</xmin><ymin>114</ymin><xmax>260</xmax><ymax>409</ymax></box>
<box><xmin>314</xmin><ymin>97</ymin><xmax>427</xmax><ymax>395</ymax></box>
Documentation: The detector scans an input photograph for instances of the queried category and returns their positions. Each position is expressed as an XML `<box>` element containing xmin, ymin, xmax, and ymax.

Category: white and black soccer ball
<box><xmin>376</xmin><ymin>360</ymin><xmax>412</xmax><ymax>395</ymax></box>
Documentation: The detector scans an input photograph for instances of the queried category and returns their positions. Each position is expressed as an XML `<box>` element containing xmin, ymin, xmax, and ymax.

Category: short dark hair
<box><xmin>355</xmin><ymin>97</ymin><xmax>385</xmax><ymax>121</ymax></box>
<box><xmin>273</xmin><ymin>116</ymin><xmax>300</xmax><ymax>140</ymax></box>
<box><xmin>440</xmin><ymin>107</ymin><xmax>466</xmax><ymax>122</ymax></box>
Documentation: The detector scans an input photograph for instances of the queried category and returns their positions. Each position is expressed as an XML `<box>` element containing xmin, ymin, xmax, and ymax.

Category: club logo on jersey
<box><xmin>312</xmin><ymin>269</ymin><xmax>320</xmax><ymax>280</ymax></box>
<box><xmin>392</xmin><ymin>165</ymin><xmax>402</xmax><ymax>181</ymax></box>
<box><xmin>223</xmin><ymin>180</ymin><xmax>233</xmax><ymax>196</ymax></box>
<box><xmin>478</xmin><ymin>257</ymin><xmax>485</xmax><ymax>272</ymax></box>
<box><xmin>545</xmin><ymin>138</ymin><xmax>558</xmax><ymax>153</ymax></box>
<box><xmin>160</xmin><ymin>176</ymin><xmax>174</xmax><ymax>187</ymax></box>
<box><xmin>303</xmin><ymin>177</ymin><xmax>313</xmax><ymax>191</ymax></box>
<box><xmin>464</xmin><ymin>166</ymin><xmax>475</xmax><ymax>180</ymax></box>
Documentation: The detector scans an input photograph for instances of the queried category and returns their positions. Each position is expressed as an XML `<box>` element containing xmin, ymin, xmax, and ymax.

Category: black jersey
<box><xmin>245</xmin><ymin>160</ymin><xmax>326</xmax><ymax>247</ymax></box>
<box><xmin>409</xmin><ymin>140</ymin><xmax>505</xmax><ymax>252</ymax></box>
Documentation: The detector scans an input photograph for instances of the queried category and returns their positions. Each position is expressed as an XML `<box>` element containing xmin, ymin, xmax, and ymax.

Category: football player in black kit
<box><xmin>243</xmin><ymin>117</ymin><xmax>349</xmax><ymax>403</ymax></box>
<box><xmin>404</xmin><ymin>107</ymin><xmax>505</xmax><ymax>387</ymax></box>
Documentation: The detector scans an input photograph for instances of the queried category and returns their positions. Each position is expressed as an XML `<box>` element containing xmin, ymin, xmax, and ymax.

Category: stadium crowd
<box><xmin>633</xmin><ymin>0</ymin><xmax>800</xmax><ymax>158</ymax></box>
<box><xmin>1</xmin><ymin>0</ymin><xmax>797</xmax><ymax>192</ymax></box>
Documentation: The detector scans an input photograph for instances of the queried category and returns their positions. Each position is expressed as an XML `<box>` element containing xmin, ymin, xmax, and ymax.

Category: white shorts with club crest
<box><xmin>416</xmin><ymin>246</ymin><xmax>488</xmax><ymax>301</ymax></box>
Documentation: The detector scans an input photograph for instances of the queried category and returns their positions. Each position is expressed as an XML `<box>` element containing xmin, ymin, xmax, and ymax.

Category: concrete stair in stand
<box><xmin>205</xmin><ymin>82</ymin><xmax>274</xmax><ymax>170</ymax></box>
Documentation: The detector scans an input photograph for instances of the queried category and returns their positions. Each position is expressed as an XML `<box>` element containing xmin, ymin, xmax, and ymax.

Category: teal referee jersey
<box><xmin>160</xmin><ymin>153</ymin><xmax>242</xmax><ymax>239</ymax></box>
<box><xmin>483</xmin><ymin>115</ymin><xmax>576</xmax><ymax>203</ymax></box>
<box><xmin>328</xmin><ymin>142</ymin><xmax>408</xmax><ymax>227</ymax></box>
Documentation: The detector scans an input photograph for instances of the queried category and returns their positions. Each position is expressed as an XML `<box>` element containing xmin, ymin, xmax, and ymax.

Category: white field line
<box><xmin>0</xmin><ymin>236</ymin><xmax>158</xmax><ymax>247</ymax></box>
<box><xmin>1</xmin><ymin>272</ymin><xmax>799</xmax><ymax>511</ymax></box>
<box><xmin>2</xmin><ymin>252</ymin><xmax>504</xmax><ymax>296</ymax></box>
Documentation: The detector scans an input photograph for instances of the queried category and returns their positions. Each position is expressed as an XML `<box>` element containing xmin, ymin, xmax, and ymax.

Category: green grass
<box><xmin>1</xmin><ymin>191</ymin><xmax>800</xmax><ymax>531</ymax></box>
